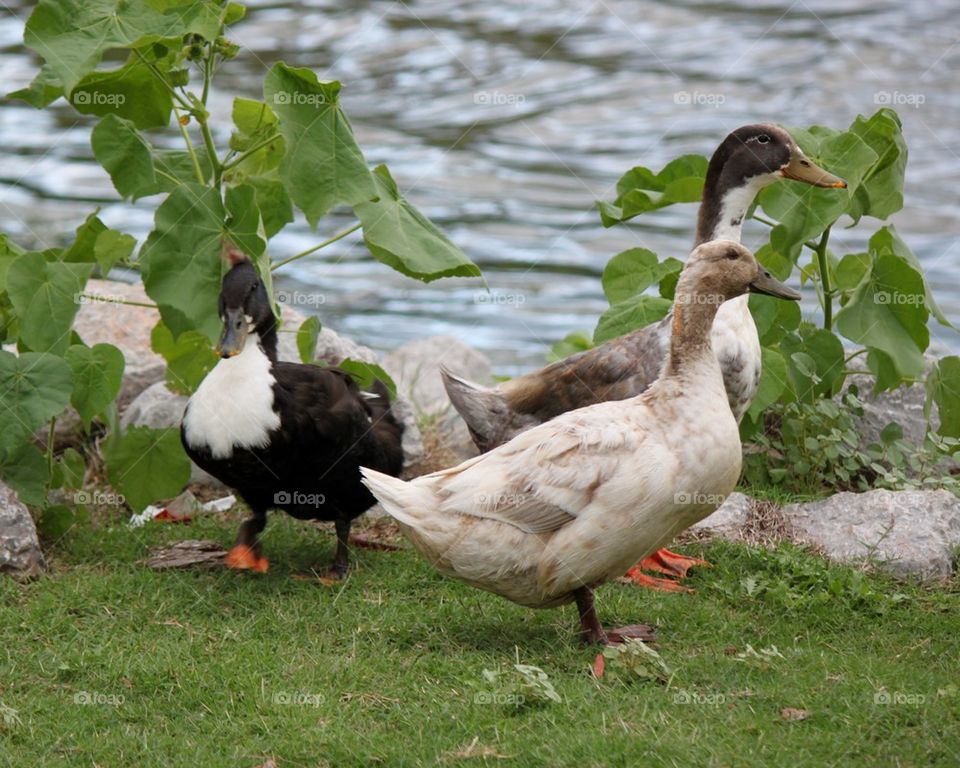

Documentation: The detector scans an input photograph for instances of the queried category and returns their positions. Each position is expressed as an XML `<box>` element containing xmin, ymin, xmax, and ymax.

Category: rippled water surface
<box><xmin>1</xmin><ymin>1</ymin><xmax>957</xmax><ymax>372</ymax></box>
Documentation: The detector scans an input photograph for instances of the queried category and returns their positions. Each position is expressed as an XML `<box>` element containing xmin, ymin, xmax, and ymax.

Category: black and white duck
<box><xmin>181</xmin><ymin>250</ymin><xmax>404</xmax><ymax>577</ymax></box>
<box><xmin>363</xmin><ymin>241</ymin><xmax>801</xmax><ymax>645</ymax></box>
<box><xmin>440</xmin><ymin>123</ymin><xmax>845</xmax><ymax>589</ymax></box>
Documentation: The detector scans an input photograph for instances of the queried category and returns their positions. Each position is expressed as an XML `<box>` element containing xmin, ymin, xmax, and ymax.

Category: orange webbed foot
<box><xmin>622</xmin><ymin>567</ymin><xmax>693</xmax><ymax>593</ymax></box>
<box><xmin>641</xmin><ymin>548</ymin><xmax>709</xmax><ymax>578</ymax></box>
<box><xmin>224</xmin><ymin>545</ymin><xmax>269</xmax><ymax>573</ymax></box>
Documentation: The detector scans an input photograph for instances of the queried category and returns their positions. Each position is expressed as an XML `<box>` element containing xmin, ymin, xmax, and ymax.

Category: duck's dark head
<box><xmin>216</xmin><ymin>255</ymin><xmax>277</xmax><ymax>360</ymax></box>
<box><xmin>695</xmin><ymin>123</ymin><xmax>846</xmax><ymax>244</ymax></box>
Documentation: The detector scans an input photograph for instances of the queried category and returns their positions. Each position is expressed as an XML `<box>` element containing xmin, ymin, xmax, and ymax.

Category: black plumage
<box><xmin>181</xmin><ymin>257</ymin><xmax>404</xmax><ymax>576</ymax></box>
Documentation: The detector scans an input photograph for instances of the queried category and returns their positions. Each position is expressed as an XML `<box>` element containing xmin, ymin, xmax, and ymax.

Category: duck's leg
<box><xmin>224</xmin><ymin>508</ymin><xmax>269</xmax><ymax>573</ymax></box>
<box><xmin>325</xmin><ymin>516</ymin><xmax>352</xmax><ymax>580</ymax></box>
<box><xmin>574</xmin><ymin>587</ymin><xmax>655</xmax><ymax>646</ymax></box>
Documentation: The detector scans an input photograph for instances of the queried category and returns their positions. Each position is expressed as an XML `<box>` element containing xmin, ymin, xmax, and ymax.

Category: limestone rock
<box><xmin>782</xmin><ymin>489</ymin><xmax>960</xmax><ymax>582</ymax></box>
<box><xmin>0</xmin><ymin>481</ymin><xmax>45</xmax><ymax>578</ymax></box>
<box><xmin>691</xmin><ymin>493</ymin><xmax>753</xmax><ymax>538</ymax></box>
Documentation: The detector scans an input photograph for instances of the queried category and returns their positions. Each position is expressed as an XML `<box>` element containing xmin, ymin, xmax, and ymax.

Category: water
<box><xmin>0</xmin><ymin>0</ymin><xmax>957</xmax><ymax>373</ymax></box>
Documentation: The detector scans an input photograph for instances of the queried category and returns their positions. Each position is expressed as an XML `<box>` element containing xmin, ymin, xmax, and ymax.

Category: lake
<box><xmin>0</xmin><ymin>0</ymin><xmax>957</xmax><ymax>373</ymax></box>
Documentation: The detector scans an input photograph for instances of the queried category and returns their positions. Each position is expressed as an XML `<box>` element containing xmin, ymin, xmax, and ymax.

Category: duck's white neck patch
<box><xmin>710</xmin><ymin>174</ymin><xmax>777</xmax><ymax>242</ymax></box>
<box><xmin>183</xmin><ymin>332</ymin><xmax>280</xmax><ymax>459</ymax></box>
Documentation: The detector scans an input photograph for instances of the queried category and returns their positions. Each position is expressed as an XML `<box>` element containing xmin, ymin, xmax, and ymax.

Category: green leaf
<box><xmin>24</xmin><ymin>0</ymin><xmax>223</xmax><ymax>94</ymax></box>
<box><xmin>593</xmin><ymin>295</ymin><xmax>671</xmax><ymax>345</ymax></box>
<box><xmin>263</xmin><ymin>63</ymin><xmax>375</xmax><ymax>226</ymax></box>
<box><xmin>834</xmin><ymin>252</ymin><xmax>871</xmax><ymax>292</ymax></box>
<box><xmin>780</xmin><ymin>326</ymin><xmax>845</xmax><ymax>403</ymax></box>
<box><xmin>69</xmin><ymin>53</ymin><xmax>174</xmax><ymax>130</ymax></box>
<box><xmin>92</xmin><ymin>115</ymin><xmax>210</xmax><ymax>199</ymax></box>
<box><xmin>0</xmin><ymin>350</ymin><xmax>73</xmax><ymax>459</ymax></box>
<box><xmin>598</xmin><ymin>155</ymin><xmax>708</xmax><ymax>227</ymax></box>
<box><xmin>336</xmin><ymin>359</ymin><xmax>397</xmax><ymax>399</ymax></box>
<box><xmin>868</xmin><ymin>225</ymin><xmax>950</xmax><ymax>328</ymax></box>
<box><xmin>150</xmin><ymin>322</ymin><xmax>218</xmax><ymax>395</ymax></box>
<box><xmin>846</xmin><ymin>109</ymin><xmax>907</xmax><ymax>223</ymax></box>
<box><xmin>247</xmin><ymin>178</ymin><xmax>294</xmax><ymax>238</ymax></box>
<box><xmin>94</xmin><ymin>229</ymin><xmax>137</xmax><ymax>275</ymax></box>
<box><xmin>749</xmin><ymin>292</ymin><xmax>801</xmax><ymax>347</ymax></box>
<box><xmin>754</xmin><ymin>243</ymin><xmax>793</xmax><ymax>282</ymax></box>
<box><xmin>105</xmin><ymin>426</ymin><xmax>191</xmax><ymax>512</ymax></box>
<box><xmin>834</xmin><ymin>252</ymin><xmax>928</xmax><ymax>383</ymax></box>
<box><xmin>296</xmin><ymin>316</ymin><xmax>321</xmax><ymax>363</ymax></box>
<box><xmin>354</xmin><ymin>165</ymin><xmax>481</xmax><ymax>282</ymax></box>
<box><xmin>228</xmin><ymin>97</ymin><xmax>284</xmax><ymax>175</ymax></box>
<box><xmin>224</xmin><ymin>2</ymin><xmax>246</xmax><ymax>25</ymax></box>
<box><xmin>0</xmin><ymin>443</ymin><xmax>51</xmax><ymax>507</ymax></box>
<box><xmin>7</xmin><ymin>64</ymin><xmax>63</xmax><ymax>108</ymax></box>
<box><xmin>745</xmin><ymin>347</ymin><xmax>789</xmax><ymax>423</ymax></box>
<box><xmin>6</xmin><ymin>252</ymin><xmax>93</xmax><ymax>354</ymax></box>
<box><xmin>601</xmin><ymin>248</ymin><xmax>683</xmax><ymax>304</ymax></box>
<box><xmin>53</xmin><ymin>447</ymin><xmax>86</xmax><ymax>491</ymax></box>
<box><xmin>926</xmin><ymin>356</ymin><xmax>960</xmax><ymax>439</ymax></box>
<box><xmin>140</xmin><ymin>184</ymin><xmax>226</xmax><ymax>342</ymax></box>
<box><xmin>64</xmin><ymin>343</ymin><xmax>125</xmax><ymax>429</ymax></box>
<box><xmin>224</xmin><ymin>184</ymin><xmax>266</xmax><ymax>258</ymax></box>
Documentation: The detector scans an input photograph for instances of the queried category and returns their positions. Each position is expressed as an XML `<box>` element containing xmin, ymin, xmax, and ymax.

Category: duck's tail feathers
<box><xmin>360</xmin><ymin>467</ymin><xmax>428</xmax><ymax>529</ymax></box>
<box><xmin>440</xmin><ymin>365</ymin><xmax>509</xmax><ymax>453</ymax></box>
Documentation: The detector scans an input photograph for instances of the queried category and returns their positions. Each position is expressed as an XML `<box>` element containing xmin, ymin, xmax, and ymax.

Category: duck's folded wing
<box><xmin>429</xmin><ymin>414</ymin><xmax>651</xmax><ymax>534</ymax></box>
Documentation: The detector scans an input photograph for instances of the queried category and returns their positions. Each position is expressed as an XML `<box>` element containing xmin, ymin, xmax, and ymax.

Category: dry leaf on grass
<box><xmin>780</xmin><ymin>707</ymin><xmax>811</xmax><ymax>721</ymax></box>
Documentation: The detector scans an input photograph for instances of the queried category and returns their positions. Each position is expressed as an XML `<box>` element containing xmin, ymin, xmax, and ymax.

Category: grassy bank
<box><xmin>1</xmin><ymin>508</ymin><xmax>958</xmax><ymax>767</ymax></box>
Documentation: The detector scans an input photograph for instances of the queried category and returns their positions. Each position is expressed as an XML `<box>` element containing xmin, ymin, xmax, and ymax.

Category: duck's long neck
<box><xmin>664</xmin><ymin>291</ymin><xmax>723</xmax><ymax>379</ymax></box>
<box><xmin>255</xmin><ymin>319</ymin><xmax>279</xmax><ymax>363</ymax></box>
<box><xmin>694</xmin><ymin>171</ymin><xmax>772</xmax><ymax>246</ymax></box>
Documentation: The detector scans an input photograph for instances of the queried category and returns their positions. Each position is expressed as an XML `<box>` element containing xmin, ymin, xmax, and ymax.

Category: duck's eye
<box><xmin>725</xmin><ymin>250</ymin><xmax>740</xmax><ymax>260</ymax></box>
<box><xmin>249</xmin><ymin>280</ymin><xmax>260</xmax><ymax>293</ymax></box>
<box><xmin>757</xmin><ymin>134</ymin><xmax>771</xmax><ymax>144</ymax></box>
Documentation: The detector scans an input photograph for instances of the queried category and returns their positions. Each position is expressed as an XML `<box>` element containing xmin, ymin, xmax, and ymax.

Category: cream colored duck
<box><xmin>441</xmin><ymin>123</ymin><xmax>845</xmax><ymax>589</ymax></box>
<box><xmin>362</xmin><ymin>240</ymin><xmax>800</xmax><ymax>645</ymax></box>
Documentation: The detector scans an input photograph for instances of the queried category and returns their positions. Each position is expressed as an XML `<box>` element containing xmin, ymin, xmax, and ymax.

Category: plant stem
<box><xmin>79</xmin><ymin>293</ymin><xmax>158</xmax><ymax>309</ymax></box>
<box><xmin>199</xmin><ymin>119</ymin><xmax>221</xmax><ymax>187</ymax></box>
<box><xmin>271</xmin><ymin>223</ymin><xmax>363</xmax><ymax>271</ymax></box>
<box><xmin>815</xmin><ymin>226</ymin><xmax>833</xmax><ymax>331</ymax></box>
<box><xmin>46</xmin><ymin>417</ymin><xmax>56</xmax><ymax>479</ymax></box>
<box><xmin>174</xmin><ymin>107</ymin><xmax>206</xmax><ymax>184</ymax></box>
<box><xmin>221</xmin><ymin>134</ymin><xmax>282</xmax><ymax>172</ymax></box>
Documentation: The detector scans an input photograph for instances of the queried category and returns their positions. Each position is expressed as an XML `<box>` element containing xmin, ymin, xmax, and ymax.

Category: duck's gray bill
<box><xmin>749</xmin><ymin>269</ymin><xmax>802</xmax><ymax>301</ymax></box>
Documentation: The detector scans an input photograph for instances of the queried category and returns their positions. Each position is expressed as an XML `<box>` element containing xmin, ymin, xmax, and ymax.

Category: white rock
<box><xmin>0</xmin><ymin>481</ymin><xmax>45</xmax><ymax>577</ymax></box>
<box><xmin>782</xmin><ymin>489</ymin><xmax>960</xmax><ymax>582</ymax></box>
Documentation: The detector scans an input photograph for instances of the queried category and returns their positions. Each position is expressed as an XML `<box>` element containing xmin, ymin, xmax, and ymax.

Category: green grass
<box><xmin>1</xmin><ymin>509</ymin><xmax>958</xmax><ymax>767</ymax></box>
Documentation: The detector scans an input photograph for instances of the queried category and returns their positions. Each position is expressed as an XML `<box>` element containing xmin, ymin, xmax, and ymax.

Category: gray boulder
<box><xmin>782</xmin><ymin>489</ymin><xmax>960</xmax><ymax>582</ymax></box>
<box><xmin>0</xmin><ymin>481</ymin><xmax>45</xmax><ymax>577</ymax></box>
